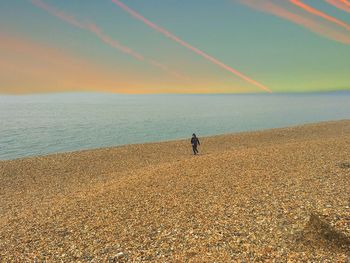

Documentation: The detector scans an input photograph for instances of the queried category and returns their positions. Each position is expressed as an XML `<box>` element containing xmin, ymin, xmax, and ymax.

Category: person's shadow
<box><xmin>338</xmin><ymin>163</ymin><xmax>350</xmax><ymax>169</ymax></box>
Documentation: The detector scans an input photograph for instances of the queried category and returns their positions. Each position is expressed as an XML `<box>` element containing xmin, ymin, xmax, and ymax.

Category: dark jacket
<box><xmin>191</xmin><ymin>137</ymin><xmax>200</xmax><ymax>147</ymax></box>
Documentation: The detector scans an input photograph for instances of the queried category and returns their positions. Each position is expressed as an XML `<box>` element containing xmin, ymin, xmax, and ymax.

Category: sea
<box><xmin>0</xmin><ymin>92</ymin><xmax>349</xmax><ymax>160</ymax></box>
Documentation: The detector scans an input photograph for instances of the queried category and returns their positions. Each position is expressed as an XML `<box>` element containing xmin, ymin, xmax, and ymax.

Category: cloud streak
<box><xmin>238</xmin><ymin>0</ymin><xmax>350</xmax><ymax>45</ymax></box>
<box><xmin>111</xmin><ymin>0</ymin><xmax>272</xmax><ymax>93</ymax></box>
<box><xmin>325</xmin><ymin>0</ymin><xmax>350</xmax><ymax>13</ymax></box>
<box><xmin>0</xmin><ymin>33</ymin><xmax>129</xmax><ymax>94</ymax></box>
<box><xmin>290</xmin><ymin>0</ymin><xmax>350</xmax><ymax>30</ymax></box>
<box><xmin>30</xmin><ymin>0</ymin><xmax>188</xmax><ymax>80</ymax></box>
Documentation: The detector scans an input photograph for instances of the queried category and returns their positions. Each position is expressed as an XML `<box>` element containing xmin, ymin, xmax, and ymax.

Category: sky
<box><xmin>0</xmin><ymin>0</ymin><xmax>349</xmax><ymax>94</ymax></box>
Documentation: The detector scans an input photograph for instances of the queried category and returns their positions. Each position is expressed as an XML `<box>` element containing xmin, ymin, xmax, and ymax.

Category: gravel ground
<box><xmin>0</xmin><ymin>120</ymin><xmax>349</xmax><ymax>262</ymax></box>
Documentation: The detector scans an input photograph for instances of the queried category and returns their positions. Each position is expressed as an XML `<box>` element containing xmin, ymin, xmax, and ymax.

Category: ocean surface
<box><xmin>0</xmin><ymin>92</ymin><xmax>349</xmax><ymax>160</ymax></box>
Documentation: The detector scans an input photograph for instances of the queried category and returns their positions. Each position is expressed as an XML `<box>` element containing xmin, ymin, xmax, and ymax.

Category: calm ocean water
<box><xmin>0</xmin><ymin>92</ymin><xmax>349</xmax><ymax>160</ymax></box>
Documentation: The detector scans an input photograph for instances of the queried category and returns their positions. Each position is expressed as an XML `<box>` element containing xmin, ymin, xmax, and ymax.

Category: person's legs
<box><xmin>192</xmin><ymin>145</ymin><xmax>197</xmax><ymax>155</ymax></box>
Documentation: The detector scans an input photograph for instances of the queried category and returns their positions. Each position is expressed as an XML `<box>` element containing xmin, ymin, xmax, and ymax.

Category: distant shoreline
<box><xmin>2</xmin><ymin>92</ymin><xmax>349</xmax><ymax>160</ymax></box>
<box><xmin>1</xmin><ymin>119</ymin><xmax>349</xmax><ymax>162</ymax></box>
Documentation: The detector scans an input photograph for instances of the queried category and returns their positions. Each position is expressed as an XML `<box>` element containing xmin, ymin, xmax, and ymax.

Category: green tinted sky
<box><xmin>0</xmin><ymin>0</ymin><xmax>349</xmax><ymax>94</ymax></box>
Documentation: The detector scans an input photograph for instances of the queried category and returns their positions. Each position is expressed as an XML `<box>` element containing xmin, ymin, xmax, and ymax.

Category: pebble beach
<box><xmin>1</xmin><ymin>120</ymin><xmax>349</xmax><ymax>261</ymax></box>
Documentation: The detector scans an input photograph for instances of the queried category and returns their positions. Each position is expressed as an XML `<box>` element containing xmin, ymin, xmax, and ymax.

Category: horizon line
<box><xmin>0</xmin><ymin>89</ymin><xmax>349</xmax><ymax>96</ymax></box>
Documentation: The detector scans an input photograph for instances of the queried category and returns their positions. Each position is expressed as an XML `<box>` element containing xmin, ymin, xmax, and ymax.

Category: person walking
<box><xmin>191</xmin><ymin>133</ymin><xmax>200</xmax><ymax>155</ymax></box>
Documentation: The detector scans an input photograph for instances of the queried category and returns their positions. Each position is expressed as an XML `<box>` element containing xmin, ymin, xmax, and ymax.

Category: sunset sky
<box><xmin>1</xmin><ymin>0</ymin><xmax>349</xmax><ymax>94</ymax></box>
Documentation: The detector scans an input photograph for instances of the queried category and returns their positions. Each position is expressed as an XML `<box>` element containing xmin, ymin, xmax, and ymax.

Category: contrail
<box><xmin>238</xmin><ymin>0</ymin><xmax>350</xmax><ymax>45</ymax></box>
<box><xmin>339</xmin><ymin>0</ymin><xmax>350</xmax><ymax>6</ymax></box>
<box><xmin>0</xmin><ymin>33</ymin><xmax>129</xmax><ymax>94</ymax></box>
<box><xmin>111</xmin><ymin>0</ymin><xmax>272</xmax><ymax>93</ymax></box>
<box><xmin>87</xmin><ymin>23</ymin><xmax>144</xmax><ymax>61</ymax></box>
<box><xmin>325</xmin><ymin>0</ymin><xmax>350</xmax><ymax>13</ymax></box>
<box><xmin>30</xmin><ymin>0</ymin><xmax>144</xmax><ymax>60</ymax></box>
<box><xmin>30</xmin><ymin>0</ymin><xmax>188</xmax><ymax>80</ymax></box>
<box><xmin>290</xmin><ymin>0</ymin><xmax>350</xmax><ymax>31</ymax></box>
<box><xmin>149</xmin><ymin>60</ymin><xmax>190</xmax><ymax>81</ymax></box>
